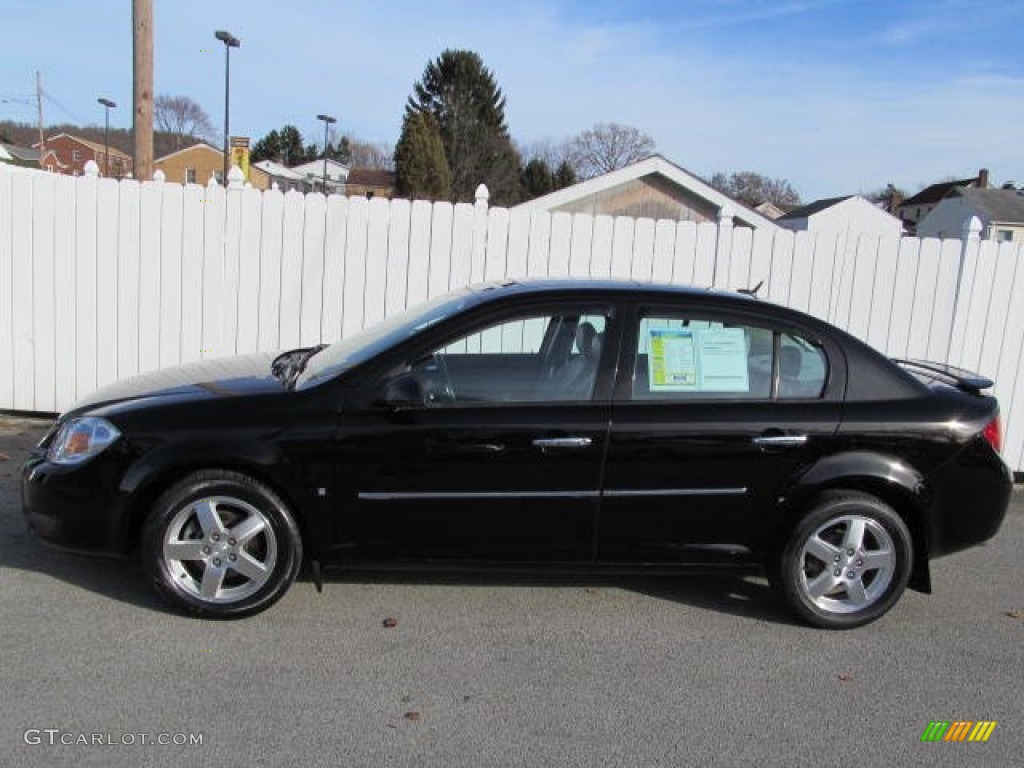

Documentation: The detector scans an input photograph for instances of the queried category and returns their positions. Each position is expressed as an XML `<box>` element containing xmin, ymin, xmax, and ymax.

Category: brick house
<box><xmin>35</xmin><ymin>133</ymin><xmax>133</xmax><ymax>178</ymax></box>
<box><xmin>154</xmin><ymin>143</ymin><xmax>271</xmax><ymax>189</ymax></box>
<box><xmin>345</xmin><ymin>168</ymin><xmax>396</xmax><ymax>199</ymax></box>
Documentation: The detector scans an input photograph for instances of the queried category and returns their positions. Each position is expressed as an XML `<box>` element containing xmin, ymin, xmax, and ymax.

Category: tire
<box><xmin>141</xmin><ymin>470</ymin><xmax>302</xmax><ymax>618</ymax></box>
<box><xmin>770</xmin><ymin>491</ymin><xmax>912</xmax><ymax>629</ymax></box>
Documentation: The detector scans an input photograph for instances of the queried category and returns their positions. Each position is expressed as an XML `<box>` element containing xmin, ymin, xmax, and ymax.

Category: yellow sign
<box><xmin>229</xmin><ymin>136</ymin><xmax>250</xmax><ymax>181</ymax></box>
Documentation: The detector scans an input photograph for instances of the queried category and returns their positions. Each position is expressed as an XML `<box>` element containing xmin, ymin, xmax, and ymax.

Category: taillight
<box><xmin>982</xmin><ymin>416</ymin><xmax>1002</xmax><ymax>453</ymax></box>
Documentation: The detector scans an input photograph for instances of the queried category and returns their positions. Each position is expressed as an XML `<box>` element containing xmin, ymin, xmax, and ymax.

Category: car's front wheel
<box><xmin>770</xmin><ymin>491</ymin><xmax>912</xmax><ymax>629</ymax></box>
<box><xmin>141</xmin><ymin>470</ymin><xmax>302</xmax><ymax>618</ymax></box>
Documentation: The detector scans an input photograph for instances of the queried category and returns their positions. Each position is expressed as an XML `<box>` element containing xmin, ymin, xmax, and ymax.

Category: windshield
<box><xmin>294</xmin><ymin>288</ymin><xmax>476</xmax><ymax>389</ymax></box>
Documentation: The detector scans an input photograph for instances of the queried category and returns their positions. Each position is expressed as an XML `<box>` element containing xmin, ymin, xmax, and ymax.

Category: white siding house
<box><xmin>514</xmin><ymin>155</ymin><xmax>778</xmax><ymax>230</ymax></box>
<box><xmin>288</xmin><ymin>158</ymin><xmax>349</xmax><ymax>193</ymax></box>
<box><xmin>777</xmin><ymin>195</ymin><xmax>903</xmax><ymax>238</ymax></box>
<box><xmin>917</xmin><ymin>187</ymin><xmax>1024</xmax><ymax>243</ymax></box>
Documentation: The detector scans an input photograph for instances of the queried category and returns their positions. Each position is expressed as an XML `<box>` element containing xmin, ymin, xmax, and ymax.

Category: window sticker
<box><xmin>698</xmin><ymin>328</ymin><xmax>750</xmax><ymax>391</ymax></box>
<box><xmin>648</xmin><ymin>329</ymin><xmax>698</xmax><ymax>391</ymax></box>
<box><xmin>647</xmin><ymin>326</ymin><xmax>750</xmax><ymax>393</ymax></box>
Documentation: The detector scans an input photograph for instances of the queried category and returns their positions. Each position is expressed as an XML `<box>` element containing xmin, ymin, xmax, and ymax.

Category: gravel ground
<box><xmin>1</xmin><ymin>414</ymin><xmax>1021</xmax><ymax>767</ymax></box>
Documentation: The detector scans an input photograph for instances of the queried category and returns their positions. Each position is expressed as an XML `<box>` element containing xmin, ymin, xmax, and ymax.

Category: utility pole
<box><xmin>36</xmin><ymin>71</ymin><xmax>45</xmax><ymax>169</ymax></box>
<box><xmin>133</xmin><ymin>0</ymin><xmax>154</xmax><ymax>181</ymax></box>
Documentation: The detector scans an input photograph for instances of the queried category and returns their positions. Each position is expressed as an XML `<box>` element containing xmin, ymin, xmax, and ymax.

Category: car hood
<box><xmin>66</xmin><ymin>354</ymin><xmax>283</xmax><ymax>415</ymax></box>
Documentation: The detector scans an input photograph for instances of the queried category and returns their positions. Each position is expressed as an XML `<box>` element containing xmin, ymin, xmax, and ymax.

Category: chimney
<box><xmin>978</xmin><ymin>168</ymin><xmax>989</xmax><ymax>188</ymax></box>
<box><xmin>886</xmin><ymin>183</ymin><xmax>903</xmax><ymax>212</ymax></box>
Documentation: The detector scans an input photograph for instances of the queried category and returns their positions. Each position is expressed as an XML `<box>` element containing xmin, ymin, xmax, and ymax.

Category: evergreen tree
<box><xmin>394</xmin><ymin>110</ymin><xmax>452</xmax><ymax>201</ymax></box>
<box><xmin>520</xmin><ymin>158</ymin><xmax>555</xmax><ymax>199</ymax></box>
<box><xmin>554</xmin><ymin>160</ymin><xmax>577</xmax><ymax>190</ymax></box>
<box><xmin>404</xmin><ymin>49</ymin><xmax>521</xmax><ymax>205</ymax></box>
<box><xmin>251</xmin><ymin>129</ymin><xmax>282</xmax><ymax>163</ymax></box>
<box><xmin>252</xmin><ymin>125</ymin><xmax>312</xmax><ymax>166</ymax></box>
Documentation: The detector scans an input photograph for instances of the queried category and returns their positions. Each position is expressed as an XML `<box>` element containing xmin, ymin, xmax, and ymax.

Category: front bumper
<box><xmin>21</xmin><ymin>452</ymin><xmax>133</xmax><ymax>556</ymax></box>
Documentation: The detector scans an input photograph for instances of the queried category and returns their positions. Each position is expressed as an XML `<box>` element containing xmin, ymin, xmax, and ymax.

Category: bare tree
<box><xmin>154</xmin><ymin>94</ymin><xmax>215</xmax><ymax>149</ymax></box>
<box><xmin>519</xmin><ymin>137</ymin><xmax>573</xmax><ymax>171</ymax></box>
<box><xmin>567</xmin><ymin>123</ymin><xmax>656</xmax><ymax>179</ymax></box>
<box><xmin>349</xmin><ymin>139</ymin><xmax>394</xmax><ymax>170</ymax></box>
<box><xmin>710</xmin><ymin>171</ymin><xmax>801</xmax><ymax>208</ymax></box>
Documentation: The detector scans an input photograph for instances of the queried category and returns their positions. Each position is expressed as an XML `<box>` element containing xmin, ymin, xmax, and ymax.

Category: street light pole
<box><xmin>97</xmin><ymin>98</ymin><xmax>116</xmax><ymax>177</ymax></box>
<box><xmin>316</xmin><ymin>113</ymin><xmax>336</xmax><ymax>194</ymax></box>
<box><xmin>215</xmin><ymin>30</ymin><xmax>240</xmax><ymax>183</ymax></box>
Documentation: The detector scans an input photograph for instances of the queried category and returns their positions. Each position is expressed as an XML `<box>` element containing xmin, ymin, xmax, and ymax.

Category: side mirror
<box><xmin>376</xmin><ymin>373</ymin><xmax>424</xmax><ymax>409</ymax></box>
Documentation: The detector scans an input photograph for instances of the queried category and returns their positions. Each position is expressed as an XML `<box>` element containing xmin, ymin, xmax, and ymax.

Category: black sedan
<box><xmin>22</xmin><ymin>280</ymin><xmax>1011</xmax><ymax>628</ymax></box>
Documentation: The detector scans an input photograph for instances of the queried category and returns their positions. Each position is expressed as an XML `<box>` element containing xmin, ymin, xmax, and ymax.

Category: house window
<box><xmin>996</xmin><ymin>230</ymin><xmax>1014</xmax><ymax>243</ymax></box>
<box><xmin>72</xmin><ymin>150</ymin><xmax>80</xmax><ymax>162</ymax></box>
<box><xmin>185</xmin><ymin>168</ymin><xmax>197</xmax><ymax>184</ymax></box>
<box><xmin>214</xmin><ymin>170</ymin><xmax>224</xmax><ymax>184</ymax></box>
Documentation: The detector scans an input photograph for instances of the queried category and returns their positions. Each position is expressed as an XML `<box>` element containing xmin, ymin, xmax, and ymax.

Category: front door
<box><xmin>336</xmin><ymin>304</ymin><xmax>617</xmax><ymax>562</ymax></box>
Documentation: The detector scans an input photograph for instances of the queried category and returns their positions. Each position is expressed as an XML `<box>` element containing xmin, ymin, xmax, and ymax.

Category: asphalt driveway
<box><xmin>1</xmin><ymin>415</ymin><xmax>1021</xmax><ymax>767</ymax></box>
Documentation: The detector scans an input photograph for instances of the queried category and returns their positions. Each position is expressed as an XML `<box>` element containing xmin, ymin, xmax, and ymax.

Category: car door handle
<box><xmin>752</xmin><ymin>434</ymin><xmax>808</xmax><ymax>447</ymax></box>
<box><xmin>532</xmin><ymin>437</ymin><xmax>593</xmax><ymax>449</ymax></box>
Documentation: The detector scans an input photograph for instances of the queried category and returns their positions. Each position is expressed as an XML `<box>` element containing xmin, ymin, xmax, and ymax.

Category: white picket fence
<box><xmin>2</xmin><ymin>162</ymin><xmax>1024</xmax><ymax>470</ymax></box>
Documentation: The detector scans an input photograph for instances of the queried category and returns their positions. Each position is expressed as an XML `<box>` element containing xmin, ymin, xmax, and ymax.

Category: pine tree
<box><xmin>252</xmin><ymin>125</ymin><xmax>312</xmax><ymax>166</ymax></box>
<box><xmin>404</xmin><ymin>49</ymin><xmax>521</xmax><ymax>205</ymax></box>
<box><xmin>520</xmin><ymin>158</ymin><xmax>555</xmax><ymax>199</ymax></box>
<box><xmin>554</xmin><ymin>160</ymin><xmax>577</xmax><ymax>190</ymax></box>
<box><xmin>394</xmin><ymin>110</ymin><xmax>452</xmax><ymax>201</ymax></box>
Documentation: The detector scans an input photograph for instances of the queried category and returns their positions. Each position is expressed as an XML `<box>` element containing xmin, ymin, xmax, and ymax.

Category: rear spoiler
<box><xmin>892</xmin><ymin>359</ymin><xmax>994</xmax><ymax>395</ymax></box>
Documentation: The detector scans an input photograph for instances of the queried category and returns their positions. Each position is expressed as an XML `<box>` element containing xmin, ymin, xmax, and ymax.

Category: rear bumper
<box><xmin>926</xmin><ymin>437</ymin><xmax>1012</xmax><ymax>558</ymax></box>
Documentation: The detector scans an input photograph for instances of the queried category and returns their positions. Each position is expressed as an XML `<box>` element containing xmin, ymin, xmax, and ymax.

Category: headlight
<box><xmin>47</xmin><ymin>417</ymin><xmax>122</xmax><ymax>465</ymax></box>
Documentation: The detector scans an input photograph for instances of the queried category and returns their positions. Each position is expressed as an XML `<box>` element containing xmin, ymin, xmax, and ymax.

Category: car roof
<box><xmin>469</xmin><ymin>277</ymin><xmax>758</xmax><ymax>302</ymax></box>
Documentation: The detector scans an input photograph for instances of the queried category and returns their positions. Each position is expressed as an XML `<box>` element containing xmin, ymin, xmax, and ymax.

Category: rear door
<box><xmin>598</xmin><ymin>302</ymin><xmax>844</xmax><ymax>564</ymax></box>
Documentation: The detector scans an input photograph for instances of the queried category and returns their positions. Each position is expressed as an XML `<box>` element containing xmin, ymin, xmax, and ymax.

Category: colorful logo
<box><xmin>920</xmin><ymin>721</ymin><xmax>997</xmax><ymax>742</ymax></box>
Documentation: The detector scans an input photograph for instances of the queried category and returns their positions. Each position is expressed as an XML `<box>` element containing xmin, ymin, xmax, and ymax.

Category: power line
<box><xmin>41</xmin><ymin>90</ymin><xmax>89</xmax><ymax>126</ymax></box>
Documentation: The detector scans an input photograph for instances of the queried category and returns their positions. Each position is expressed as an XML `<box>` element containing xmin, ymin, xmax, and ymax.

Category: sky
<box><xmin>1</xmin><ymin>0</ymin><xmax>1021</xmax><ymax>201</ymax></box>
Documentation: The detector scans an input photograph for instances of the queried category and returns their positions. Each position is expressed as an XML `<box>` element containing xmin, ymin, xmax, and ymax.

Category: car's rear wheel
<box><xmin>770</xmin><ymin>491</ymin><xmax>912</xmax><ymax>629</ymax></box>
<box><xmin>141</xmin><ymin>470</ymin><xmax>302</xmax><ymax>618</ymax></box>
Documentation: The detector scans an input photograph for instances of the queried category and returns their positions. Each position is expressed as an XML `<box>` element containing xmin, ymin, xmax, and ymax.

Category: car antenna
<box><xmin>737</xmin><ymin>280</ymin><xmax>764</xmax><ymax>298</ymax></box>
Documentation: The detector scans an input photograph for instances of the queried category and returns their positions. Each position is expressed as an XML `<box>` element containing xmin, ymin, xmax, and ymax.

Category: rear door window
<box><xmin>629</xmin><ymin>314</ymin><xmax>826</xmax><ymax>401</ymax></box>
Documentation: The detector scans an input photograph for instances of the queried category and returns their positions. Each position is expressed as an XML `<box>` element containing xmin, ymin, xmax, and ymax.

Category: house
<box><xmin>0</xmin><ymin>141</ymin><xmax>41</xmax><ymax>168</ymax></box>
<box><xmin>917</xmin><ymin>187</ymin><xmax>1024</xmax><ymax>243</ymax></box>
<box><xmin>155</xmin><ymin>143</ymin><xmax>271</xmax><ymax>189</ymax></box>
<box><xmin>346</xmin><ymin>168</ymin><xmax>396</xmax><ymax>199</ymax></box>
<box><xmin>252</xmin><ymin>159</ymin><xmax>314</xmax><ymax>193</ymax></box>
<box><xmin>513</xmin><ymin>155</ymin><xmax>778</xmax><ymax>230</ymax></box>
<box><xmin>754</xmin><ymin>201</ymin><xmax>787</xmax><ymax>220</ymax></box>
<box><xmin>35</xmin><ymin>132</ymin><xmax>132</xmax><ymax>177</ymax></box>
<box><xmin>777</xmin><ymin>195</ymin><xmax>903</xmax><ymax>238</ymax></box>
<box><xmin>897</xmin><ymin>169</ymin><xmax>989</xmax><ymax>234</ymax></box>
<box><xmin>288</xmin><ymin>158</ymin><xmax>349</xmax><ymax>194</ymax></box>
